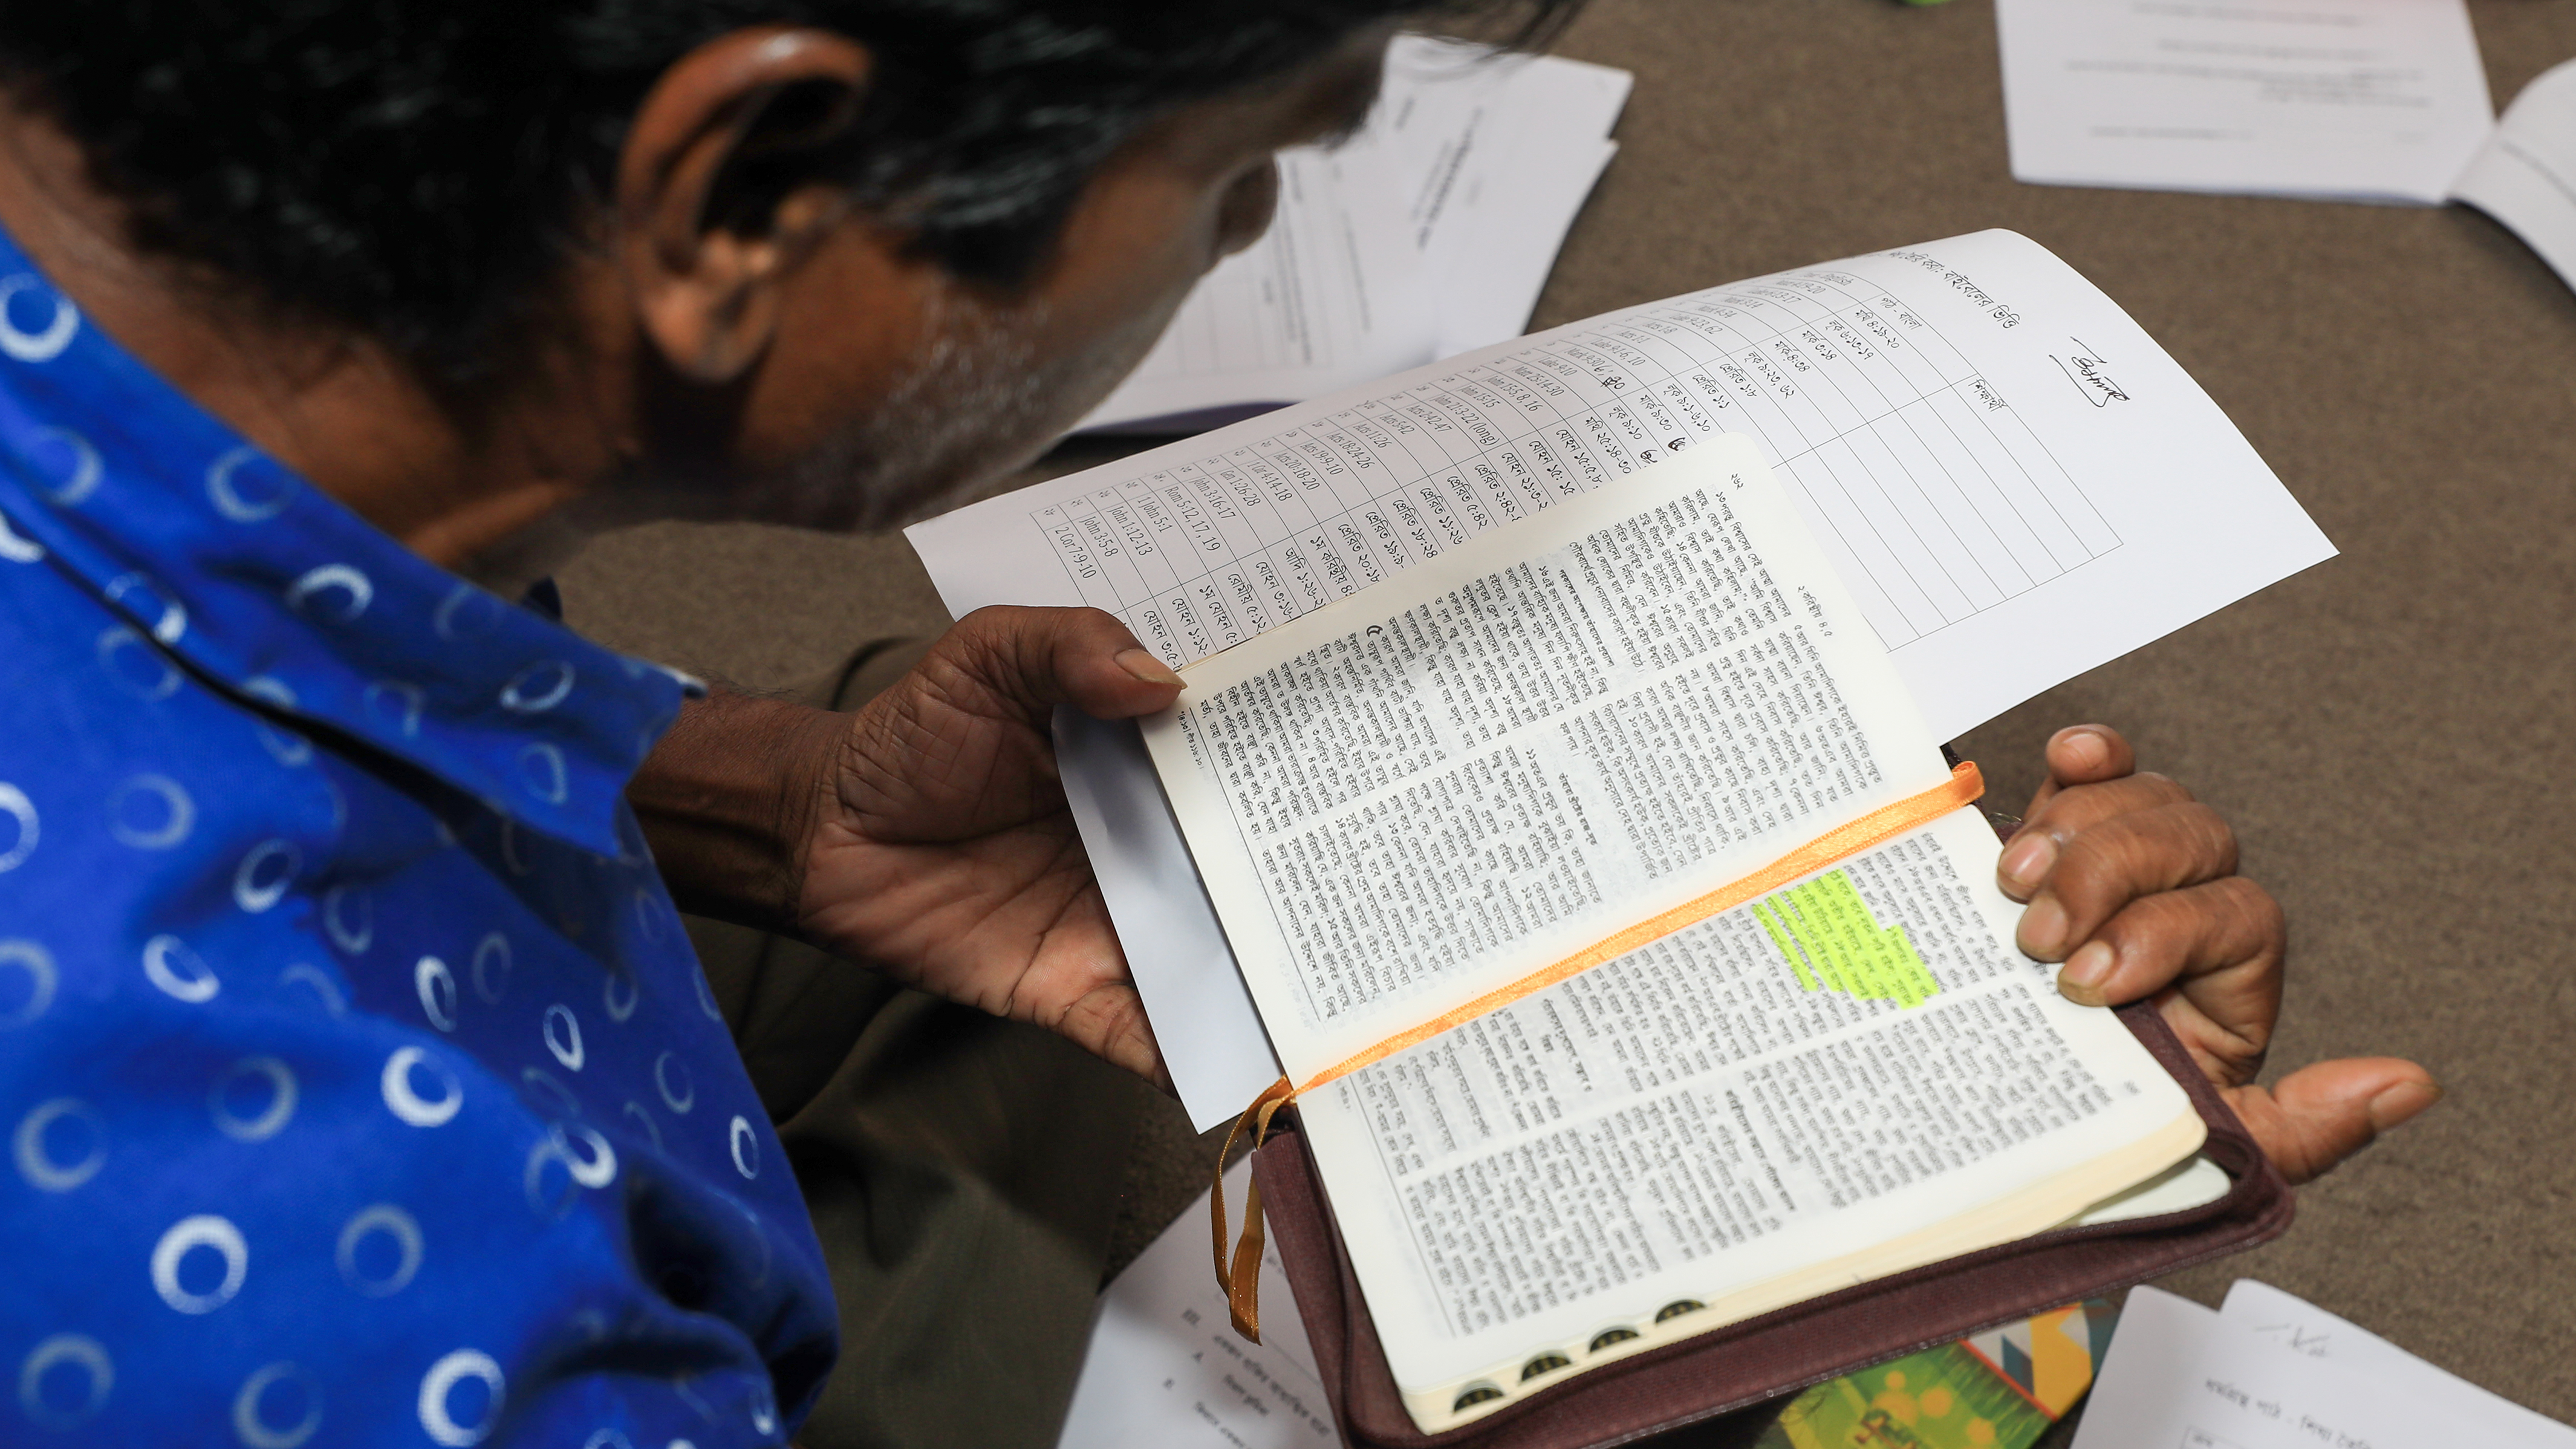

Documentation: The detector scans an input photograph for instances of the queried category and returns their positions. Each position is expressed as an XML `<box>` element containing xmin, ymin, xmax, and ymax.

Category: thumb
<box><xmin>946</xmin><ymin>604</ymin><xmax>1185</xmax><ymax>723</ymax></box>
<box><xmin>2220</xmin><ymin>1057</ymin><xmax>2441</xmax><ymax>1186</ymax></box>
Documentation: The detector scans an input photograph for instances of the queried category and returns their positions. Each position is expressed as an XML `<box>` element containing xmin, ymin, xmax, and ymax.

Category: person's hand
<box><xmin>795</xmin><ymin>606</ymin><xmax>1184</xmax><ymax>1084</ymax></box>
<box><xmin>1995</xmin><ymin>724</ymin><xmax>2441</xmax><ymax>1185</ymax></box>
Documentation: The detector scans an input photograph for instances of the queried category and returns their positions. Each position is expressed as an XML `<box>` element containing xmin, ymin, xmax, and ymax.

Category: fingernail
<box><xmin>1997</xmin><ymin>832</ymin><xmax>2057</xmax><ymax>895</ymax></box>
<box><xmin>2017</xmin><ymin>894</ymin><xmax>2070</xmax><ymax>960</ymax></box>
<box><xmin>2368</xmin><ymin>1079</ymin><xmax>2444</xmax><ymax>1132</ymax></box>
<box><xmin>2062</xmin><ymin>728</ymin><xmax>2109</xmax><ymax>773</ymax></box>
<box><xmin>1116</xmin><ymin>648</ymin><xmax>1183</xmax><ymax>687</ymax></box>
<box><xmin>2056</xmin><ymin>940</ymin><xmax>2114</xmax><ymax>1007</ymax></box>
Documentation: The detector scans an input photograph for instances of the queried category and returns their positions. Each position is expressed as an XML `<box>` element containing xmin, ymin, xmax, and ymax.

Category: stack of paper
<box><xmin>1079</xmin><ymin>36</ymin><xmax>1632</xmax><ymax>433</ymax></box>
<box><xmin>2076</xmin><ymin>1281</ymin><xmax>2576</xmax><ymax>1448</ymax></box>
<box><xmin>1996</xmin><ymin>2</ymin><xmax>2576</xmax><ymax>297</ymax></box>
<box><xmin>1995</xmin><ymin>0</ymin><xmax>2495</xmax><ymax>205</ymax></box>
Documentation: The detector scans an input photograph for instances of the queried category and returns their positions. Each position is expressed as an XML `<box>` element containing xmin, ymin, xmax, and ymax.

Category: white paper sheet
<box><xmin>912</xmin><ymin>229</ymin><xmax>2334</xmax><ymax>1127</ymax></box>
<box><xmin>1380</xmin><ymin>39</ymin><xmax>1633</xmax><ymax>359</ymax></box>
<box><xmin>1997</xmin><ymin>0</ymin><xmax>2495</xmax><ymax>205</ymax></box>
<box><xmin>2453</xmin><ymin>60</ymin><xmax>2576</xmax><ymax>296</ymax></box>
<box><xmin>2218</xmin><ymin>1280</ymin><xmax>2576</xmax><ymax>1446</ymax></box>
<box><xmin>2073</xmin><ymin>1285</ymin><xmax>2571</xmax><ymax>1449</ymax></box>
<box><xmin>1081</xmin><ymin>37</ymin><xmax>1630</xmax><ymax>432</ymax></box>
<box><xmin>1056</xmin><ymin>1159</ymin><xmax>1336</xmax><ymax>1449</ymax></box>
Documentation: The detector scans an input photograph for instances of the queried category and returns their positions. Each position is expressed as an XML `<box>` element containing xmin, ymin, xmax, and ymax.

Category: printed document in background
<box><xmin>1081</xmin><ymin>37</ymin><xmax>1630</xmax><ymax>432</ymax></box>
<box><xmin>2454</xmin><ymin>59</ymin><xmax>2576</xmax><ymax>296</ymax></box>
<box><xmin>2216</xmin><ymin>1280</ymin><xmax>2576</xmax><ymax>1447</ymax></box>
<box><xmin>1996</xmin><ymin>0</ymin><xmax>2494</xmax><ymax>204</ymax></box>
<box><xmin>2072</xmin><ymin>1284</ymin><xmax>2576</xmax><ymax>1449</ymax></box>
<box><xmin>1055</xmin><ymin>1159</ymin><xmax>1336</xmax><ymax>1449</ymax></box>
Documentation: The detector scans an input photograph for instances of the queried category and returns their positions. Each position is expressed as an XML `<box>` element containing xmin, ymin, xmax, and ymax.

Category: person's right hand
<box><xmin>1996</xmin><ymin>724</ymin><xmax>2441</xmax><ymax>1185</ymax></box>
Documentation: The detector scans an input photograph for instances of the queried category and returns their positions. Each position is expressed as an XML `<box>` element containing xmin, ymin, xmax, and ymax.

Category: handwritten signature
<box><xmin>2052</xmin><ymin>337</ymin><xmax>2130</xmax><ymax>407</ymax></box>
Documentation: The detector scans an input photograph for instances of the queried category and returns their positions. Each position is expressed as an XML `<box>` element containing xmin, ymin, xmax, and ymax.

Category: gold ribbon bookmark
<box><xmin>1211</xmin><ymin>761</ymin><xmax>1986</xmax><ymax>1341</ymax></box>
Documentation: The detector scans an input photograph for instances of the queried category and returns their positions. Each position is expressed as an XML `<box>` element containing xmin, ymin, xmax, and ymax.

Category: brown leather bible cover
<box><xmin>1251</xmin><ymin>997</ymin><xmax>2292</xmax><ymax>1448</ymax></box>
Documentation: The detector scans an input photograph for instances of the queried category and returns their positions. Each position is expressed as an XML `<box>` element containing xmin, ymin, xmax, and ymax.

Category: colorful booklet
<box><xmin>1757</xmin><ymin>1300</ymin><xmax>2118</xmax><ymax>1449</ymax></box>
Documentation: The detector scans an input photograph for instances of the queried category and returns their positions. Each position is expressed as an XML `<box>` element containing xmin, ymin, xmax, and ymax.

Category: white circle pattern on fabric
<box><xmin>523</xmin><ymin>1124</ymin><xmax>616</xmax><ymax>1217</ymax></box>
<box><xmin>30</xmin><ymin>426</ymin><xmax>102</xmax><ymax>507</ymax></box>
<box><xmin>0</xmin><ymin>938</ymin><xmax>56</xmax><ymax>1027</ymax></box>
<box><xmin>363</xmin><ymin>679</ymin><xmax>425</xmax><ymax>738</ymax></box>
<box><xmin>210</xmin><ymin>1057</ymin><xmax>298</xmax><ymax>1142</ymax></box>
<box><xmin>543</xmin><ymin>1004</ymin><xmax>585</xmax><ymax>1071</ymax></box>
<box><xmin>233</xmin><ymin>839</ymin><xmax>300</xmax><ymax>913</ymax></box>
<box><xmin>498</xmin><ymin>820</ymin><xmax>533</xmax><ymax>878</ymax></box>
<box><xmin>283</xmin><ymin>564</ymin><xmax>371</xmax><ymax>622</ymax></box>
<box><xmin>16</xmin><ymin>1333</ymin><xmax>111</xmax><ymax>1431</ymax></box>
<box><xmin>206</xmin><ymin>446</ymin><xmax>294</xmax><ymax>524</ymax></box>
<box><xmin>499</xmin><ymin>660</ymin><xmax>575</xmax><ymax>714</ymax></box>
<box><xmin>382</xmin><ymin>1047</ymin><xmax>463</xmax><ymax>1127</ymax></box>
<box><xmin>470</xmin><ymin>933</ymin><xmax>511</xmax><ymax>1004</ymax></box>
<box><xmin>0</xmin><ymin>509</ymin><xmax>42</xmax><ymax>562</ymax></box>
<box><xmin>631</xmin><ymin>888</ymin><xmax>667</xmax><ymax>945</ymax></box>
<box><xmin>519</xmin><ymin>1067</ymin><xmax>581</xmax><ymax>1120</ymax></box>
<box><xmin>151</xmin><ymin>1213</ymin><xmax>249</xmax><ymax>1314</ymax></box>
<box><xmin>561</xmin><ymin>1125</ymin><xmax>616</xmax><ymax>1187</ymax></box>
<box><xmin>750</xmin><ymin>1381</ymin><xmax>779</xmax><ymax>1437</ymax></box>
<box><xmin>693</xmin><ymin>963</ymin><xmax>724</xmax><ymax>1023</ymax></box>
<box><xmin>518</xmin><ymin>742</ymin><xmax>568</xmax><ymax>805</ymax></box>
<box><xmin>335</xmin><ymin>1203</ymin><xmax>424</xmax><ymax>1298</ymax></box>
<box><xmin>239</xmin><ymin>676</ymin><xmax>315</xmax><ymax>767</ymax></box>
<box><xmin>415</xmin><ymin>956</ymin><xmax>458</xmax><ymax>1032</ymax></box>
<box><xmin>96</xmin><ymin>624</ymin><xmax>181</xmax><ymax>701</ymax></box>
<box><xmin>13</xmin><ymin>1096</ymin><xmax>103</xmax><ymax>1192</ymax></box>
<box><xmin>0</xmin><ymin>275</ymin><xmax>80</xmax><ymax>362</ymax></box>
<box><xmin>582</xmin><ymin>1431</ymin><xmax>636</xmax><ymax>1449</ymax></box>
<box><xmin>277</xmin><ymin>963</ymin><xmax>346</xmax><ymax>1015</ymax></box>
<box><xmin>323</xmin><ymin>885</ymin><xmax>373</xmax><ymax>954</ymax></box>
<box><xmin>602</xmin><ymin>969</ymin><xmax>639</xmax><ymax>1024</ymax></box>
<box><xmin>143</xmin><ymin>933</ymin><xmax>220</xmax><ymax>1003</ymax></box>
<box><xmin>231</xmin><ymin>1361</ymin><xmax>323</xmax><ymax>1449</ymax></box>
<box><xmin>104</xmin><ymin>570</ymin><xmax>185</xmax><ymax>644</ymax></box>
<box><xmin>0</xmin><ymin>782</ymin><xmax>33</xmax><ymax>871</ymax></box>
<box><xmin>432</xmin><ymin>582</ymin><xmax>506</xmax><ymax>642</ymax></box>
<box><xmin>729</xmin><ymin>1116</ymin><xmax>759</xmax><ymax>1180</ymax></box>
<box><xmin>107</xmin><ymin>773</ymin><xmax>195</xmax><ymax>849</ymax></box>
<box><xmin>653</xmin><ymin>1051</ymin><xmax>694</xmax><ymax>1114</ymax></box>
<box><xmin>622</xmin><ymin>1101</ymin><xmax>663</xmax><ymax>1151</ymax></box>
<box><xmin>417</xmin><ymin>1350</ymin><xmax>504</xmax><ymax>1448</ymax></box>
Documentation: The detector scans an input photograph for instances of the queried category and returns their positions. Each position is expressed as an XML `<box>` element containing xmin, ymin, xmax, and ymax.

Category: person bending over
<box><xmin>0</xmin><ymin>2</ymin><xmax>2436</xmax><ymax>1444</ymax></box>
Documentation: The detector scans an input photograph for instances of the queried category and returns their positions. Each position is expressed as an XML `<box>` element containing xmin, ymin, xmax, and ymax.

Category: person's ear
<box><xmin>617</xmin><ymin>27</ymin><xmax>873</xmax><ymax>384</ymax></box>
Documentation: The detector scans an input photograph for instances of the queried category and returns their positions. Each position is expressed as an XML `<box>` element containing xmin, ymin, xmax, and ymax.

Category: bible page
<box><xmin>1142</xmin><ymin>438</ymin><xmax>1953</xmax><ymax>1079</ymax></box>
<box><xmin>909</xmin><ymin>227</ymin><xmax>2335</xmax><ymax>1128</ymax></box>
<box><xmin>1292</xmin><ymin>802</ymin><xmax>2202</xmax><ymax>1431</ymax></box>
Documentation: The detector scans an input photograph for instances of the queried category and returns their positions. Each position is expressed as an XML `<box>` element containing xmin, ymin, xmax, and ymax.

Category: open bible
<box><xmin>1142</xmin><ymin>438</ymin><xmax>2210</xmax><ymax>1433</ymax></box>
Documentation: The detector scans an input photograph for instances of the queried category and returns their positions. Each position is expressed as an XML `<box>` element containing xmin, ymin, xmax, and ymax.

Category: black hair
<box><xmin>0</xmin><ymin>1</ymin><xmax>1578</xmax><ymax>377</ymax></box>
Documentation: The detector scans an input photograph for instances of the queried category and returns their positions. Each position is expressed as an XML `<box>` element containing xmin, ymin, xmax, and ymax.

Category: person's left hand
<box><xmin>792</xmin><ymin>605</ymin><xmax>1185</xmax><ymax>1084</ymax></box>
<box><xmin>1995</xmin><ymin>724</ymin><xmax>2440</xmax><ymax>1184</ymax></box>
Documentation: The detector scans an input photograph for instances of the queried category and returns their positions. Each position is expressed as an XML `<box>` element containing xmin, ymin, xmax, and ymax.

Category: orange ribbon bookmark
<box><xmin>1211</xmin><ymin>761</ymin><xmax>1985</xmax><ymax>1343</ymax></box>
